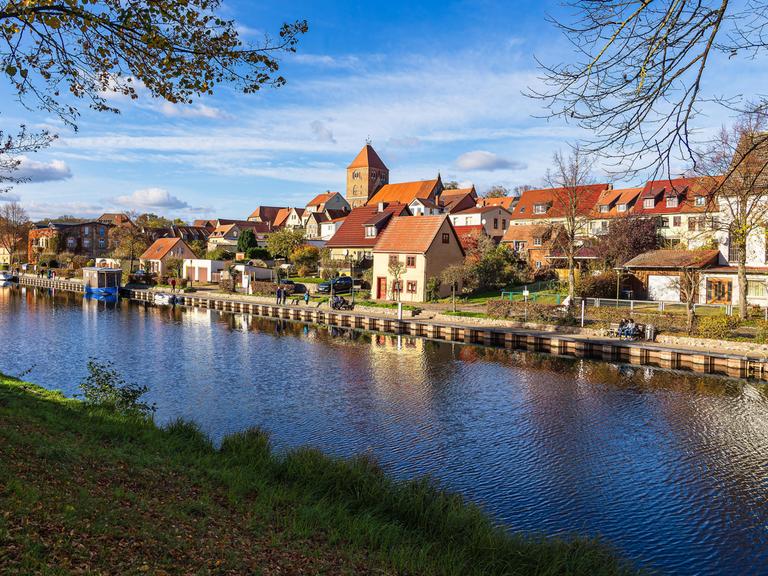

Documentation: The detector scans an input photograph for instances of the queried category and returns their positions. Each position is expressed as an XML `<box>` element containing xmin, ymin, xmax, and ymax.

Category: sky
<box><xmin>1</xmin><ymin>0</ymin><xmax>766</xmax><ymax>221</ymax></box>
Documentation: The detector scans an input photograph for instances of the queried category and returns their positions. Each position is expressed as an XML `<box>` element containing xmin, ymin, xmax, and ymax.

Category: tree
<box><xmin>0</xmin><ymin>201</ymin><xmax>30</xmax><ymax>266</ymax></box>
<box><xmin>388</xmin><ymin>259</ymin><xmax>406</xmax><ymax>301</ymax></box>
<box><xmin>109</xmin><ymin>211</ymin><xmax>148</xmax><ymax>273</ymax></box>
<box><xmin>672</xmin><ymin>267</ymin><xmax>701</xmax><ymax>334</ymax></box>
<box><xmin>484</xmin><ymin>185</ymin><xmax>509</xmax><ymax>198</ymax></box>
<box><xmin>694</xmin><ymin>111</ymin><xmax>768</xmax><ymax>319</ymax></box>
<box><xmin>236</xmin><ymin>229</ymin><xmax>258</xmax><ymax>253</ymax></box>
<box><xmin>471</xmin><ymin>244</ymin><xmax>524</xmax><ymax>291</ymax></box>
<box><xmin>188</xmin><ymin>239</ymin><xmax>207</xmax><ymax>258</ymax></box>
<box><xmin>135</xmin><ymin>213</ymin><xmax>173</xmax><ymax>229</ymax></box>
<box><xmin>512</xmin><ymin>184</ymin><xmax>535</xmax><ymax>196</ymax></box>
<box><xmin>443</xmin><ymin>180</ymin><xmax>460</xmax><ymax>190</ymax></box>
<box><xmin>290</xmin><ymin>244</ymin><xmax>319</xmax><ymax>275</ymax></box>
<box><xmin>441</xmin><ymin>264</ymin><xmax>470</xmax><ymax>312</ymax></box>
<box><xmin>531</xmin><ymin>1</ymin><xmax>767</xmax><ymax>177</ymax></box>
<box><xmin>596</xmin><ymin>215</ymin><xmax>661</xmax><ymax>269</ymax></box>
<box><xmin>545</xmin><ymin>144</ymin><xmax>596</xmax><ymax>303</ymax></box>
<box><xmin>0</xmin><ymin>2</ymin><xmax>306</xmax><ymax>186</ymax></box>
<box><xmin>266</xmin><ymin>228</ymin><xmax>304</xmax><ymax>258</ymax></box>
<box><xmin>165</xmin><ymin>257</ymin><xmax>183</xmax><ymax>279</ymax></box>
<box><xmin>1</xmin><ymin>126</ymin><xmax>55</xmax><ymax>192</ymax></box>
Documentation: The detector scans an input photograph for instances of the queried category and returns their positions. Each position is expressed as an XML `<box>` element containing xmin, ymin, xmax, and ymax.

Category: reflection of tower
<box><xmin>346</xmin><ymin>143</ymin><xmax>389</xmax><ymax>208</ymax></box>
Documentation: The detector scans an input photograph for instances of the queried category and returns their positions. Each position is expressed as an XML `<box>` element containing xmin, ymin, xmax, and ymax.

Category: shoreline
<box><xmin>0</xmin><ymin>374</ymin><xmax>638</xmax><ymax>575</ymax></box>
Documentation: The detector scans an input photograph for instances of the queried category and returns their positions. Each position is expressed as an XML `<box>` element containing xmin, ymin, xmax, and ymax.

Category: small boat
<box><xmin>153</xmin><ymin>293</ymin><xmax>177</xmax><ymax>306</ymax></box>
<box><xmin>0</xmin><ymin>271</ymin><xmax>15</xmax><ymax>282</ymax></box>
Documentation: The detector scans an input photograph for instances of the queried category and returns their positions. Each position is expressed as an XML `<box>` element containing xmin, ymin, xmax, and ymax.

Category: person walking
<box><xmin>281</xmin><ymin>287</ymin><xmax>287</xmax><ymax>305</ymax></box>
<box><xmin>170</xmin><ymin>278</ymin><xmax>177</xmax><ymax>293</ymax></box>
<box><xmin>304</xmin><ymin>291</ymin><xmax>310</xmax><ymax>306</ymax></box>
<box><xmin>275</xmin><ymin>286</ymin><xmax>282</xmax><ymax>305</ymax></box>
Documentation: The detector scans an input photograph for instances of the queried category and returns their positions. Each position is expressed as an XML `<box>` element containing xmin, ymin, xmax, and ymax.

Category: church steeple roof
<box><xmin>347</xmin><ymin>144</ymin><xmax>388</xmax><ymax>170</ymax></box>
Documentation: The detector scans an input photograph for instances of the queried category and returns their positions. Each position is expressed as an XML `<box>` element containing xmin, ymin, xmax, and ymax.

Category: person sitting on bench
<box><xmin>624</xmin><ymin>318</ymin><xmax>638</xmax><ymax>340</ymax></box>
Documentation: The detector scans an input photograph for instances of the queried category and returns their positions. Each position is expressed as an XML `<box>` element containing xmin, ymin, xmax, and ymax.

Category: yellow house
<box><xmin>371</xmin><ymin>215</ymin><xmax>465</xmax><ymax>302</ymax></box>
<box><xmin>140</xmin><ymin>238</ymin><xmax>196</xmax><ymax>276</ymax></box>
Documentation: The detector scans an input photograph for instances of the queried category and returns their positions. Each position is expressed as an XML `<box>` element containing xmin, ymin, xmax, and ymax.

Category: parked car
<box><xmin>317</xmin><ymin>275</ymin><xmax>353</xmax><ymax>294</ymax></box>
<box><xmin>278</xmin><ymin>278</ymin><xmax>297</xmax><ymax>294</ymax></box>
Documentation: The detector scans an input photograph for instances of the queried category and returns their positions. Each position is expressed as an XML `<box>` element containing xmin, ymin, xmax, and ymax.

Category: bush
<box><xmin>249</xmin><ymin>280</ymin><xmax>278</xmax><ymax>296</ymax></box>
<box><xmin>577</xmin><ymin>271</ymin><xmax>618</xmax><ymax>298</ymax></box>
<box><xmin>696</xmin><ymin>315</ymin><xmax>740</xmax><ymax>339</ymax></box>
<box><xmin>487</xmin><ymin>299</ymin><xmax>565</xmax><ymax>323</ymax></box>
<box><xmin>756</xmin><ymin>321</ymin><xmax>768</xmax><ymax>344</ymax></box>
<box><xmin>245</xmin><ymin>247</ymin><xmax>270</xmax><ymax>260</ymax></box>
<box><xmin>79</xmin><ymin>359</ymin><xmax>155</xmax><ymax>418</ymax></box>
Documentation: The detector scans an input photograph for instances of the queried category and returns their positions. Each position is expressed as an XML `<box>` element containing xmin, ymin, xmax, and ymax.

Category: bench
<box><xmin>605</xmin><ymin>322</ymin><xmax>646</xmax><ymax>340</ymax></box>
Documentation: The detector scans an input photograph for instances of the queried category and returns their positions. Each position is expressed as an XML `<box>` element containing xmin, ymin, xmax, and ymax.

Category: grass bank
<box><xmin>0</xmin><ymin>375</ymin><xmax>639</xmax><ymax>575</ymax></box>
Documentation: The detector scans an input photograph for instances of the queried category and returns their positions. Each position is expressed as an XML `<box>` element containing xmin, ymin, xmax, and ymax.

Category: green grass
<box><xmin>443</xmin><ymin>310</ymin><xmax>489</xmax><ymax>318</ymax></box>
<box><xmin>289</xmin><ymin>276</ymin><xmax>324</xmax><ymax>284</ymax></box>
<box><xmin>355</xmin><ymin>299</ymin><xmax>421</xmax><ymax>311</ymax></box>
<box><xmin>0</xmin><ymin>374</ymin><xmax>639</xmax><ymax>576</ymax></box>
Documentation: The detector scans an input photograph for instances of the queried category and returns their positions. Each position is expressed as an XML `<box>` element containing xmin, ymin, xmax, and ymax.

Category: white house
<box><xmin>448</xmin><ymin>206</ymin><xmax>511</xmax><ymax>240</ymax></box>
<box><xmin>183</xmin><ymin>259</ymin><xmax>226</xmax><ymax>283</ymax></box>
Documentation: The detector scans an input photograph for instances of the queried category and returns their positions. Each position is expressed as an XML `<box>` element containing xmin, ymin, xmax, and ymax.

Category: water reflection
<box><xmin>1</xmin><ymin>285</ymin><xmax>767</xmax><ymax>575</ymax></box>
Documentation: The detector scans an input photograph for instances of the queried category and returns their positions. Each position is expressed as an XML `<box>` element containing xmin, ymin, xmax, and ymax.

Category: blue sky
<box><xmin>1</xmin><ymin>0</ymin><xmax>765</xmax><ymax>221</ymax></box>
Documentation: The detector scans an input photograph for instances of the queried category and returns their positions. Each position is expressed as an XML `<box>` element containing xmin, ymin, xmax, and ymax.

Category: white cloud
<box><xmin>155</xmin><ymin>101</ymin><xmax>228</xmax><ymax>119</ymax></box>
<box><xmin>455</xmin><ymin>150</ymin><xmax>526</xmax><ymax>171</ymax></box>
<box><xmin>13</xmin><ymin>157</ymin><xmax>73</xmax><ymax>182</ymax></box>
<box><xmin>310</xmin><ymin>120</ymin><xmax>336</xmax><ymax>144</ymax></box>
<box><xmin>116</xmin><ymin>187</ymin><xmax>190</xmax><ymax>210</ymax></box>
<box><xmin>291</xmin><ymin>53</ymin><xmax>361</xmax><ymax>69</ymax></box>
<box><xmin>0</xmin><ymin>193</ymin><xmax>21</xmax><ymax>202</ymax></box>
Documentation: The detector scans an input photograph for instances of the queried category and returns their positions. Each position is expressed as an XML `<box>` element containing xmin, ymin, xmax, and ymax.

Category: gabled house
<box><xmin>502</xmin><ymin>223</ymin><xmax>559</xmax><ymax>269</ymax></box>
<box><xmin>448</xmin><ymin>205</ymin><xmax>511</xmax><ymax>240</ymax></box>
<box><xmin>371</xmin><ymin>215</ymin><xmax>465</xmax><ymax>302</ymax></box>
<box><xmin>319</xmin><ymin>216</ymin><xmax>347</xmax><ymax>241</ymax></box>
<box><xmin>246</xmin><ymin>206</ymin><xmax>287</xmax><ymax>227</ymax></box>
<box><xmin>507</xmin><ymin>184</ymin><xmax>610</xmax><ymax>225</ymax></box>
<box><xmin>367</xmin><ymin>176</ymin><xmax>443</xmax><ymax>206</ymax></box>
<box><xmin>439</xmin><ymin>189</ymin><xmax>478</xmax><ymax>214</ymax></box>
<box><xmin>622</xmin><ymin>249</ymin><xmax>721</xmax><ymax>302</ymax></box>
<box><xmin>207</xmin><ymin>222</ymin><xmax>270</xmax><ymax>252</ymax></box>
<box><xmin>632</xmin><ymin>177</ymin><xmax>712</xmax><ymax>247</ymax></box>
<box><xmin>284</xmin><ymin>207</ymin><xmax>306</xmax><ymax>229</ymax></box>
<box><xmin>305</xmin><ymin>192</ymin><xmax>350</xmax><ymax>214</ymax></box>
<box><xmin>97</xmin><ymin>213</ymin><xmax>133</xmax><ymax>227</ymax></box>
<box><xmin>588</xmin><ymin>187</ymin><xmax>643</xmax><ymax>236</ymax></box>
<box><xmin>140</xmin><ymin>238</ymin><xmax>196</xmax><ymax>276</ymax></box>
<box><xmin>304</xmin><ymin>209</ymin><xmax>348</xmax><ymax>240</ymax></box>
<box><xmin>325</xmin><ymin>202</ymin><xmax>410</xmax><ymax>261</ymax></box>
<box><xmin>409</xmin><ymin>197</ymin><xmax>443</xmax><ymax>216</ymax></box>
<box><xmin>476</xmin><ymin>195</ymin><xmax>517</xmax><ymax>211</ymax></box>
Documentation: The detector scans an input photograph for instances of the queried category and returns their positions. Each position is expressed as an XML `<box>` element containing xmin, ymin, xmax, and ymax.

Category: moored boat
<box><xmin>153</xmin><ymin>293</ymin><xmax>177</xmax><ymax>306</ymax></box>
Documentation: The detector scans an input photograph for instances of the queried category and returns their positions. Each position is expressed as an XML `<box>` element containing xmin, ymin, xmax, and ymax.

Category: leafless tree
<box><xmin>0</xmin><ymin>200</ymin><xmax>30</xmax><ymax>266</ymax></box>
<box><xmin>388</xmin><ymin>260</ymin><xmax>406</xmax><ymax>301</ymax></box>
<box><xmin>671</xmin><ymin>266</ymin><xmax>701</xmax><ymax>334</ymax></box>
<box><xmin>545</xmin><ymin>143</ymin><xmax>596</xmax><ymax>302</ymax></box>
<box><xmin>530</xmin><ymin>1</ymin><xmax>768</xmax><ymax>178</ymax></box>
<box><xmin>0</xmin><ymin>126</ymin><xmax>55</xmax><ymax>192</ymax></box>
<box><xmin>694</xmin><ymin>110</ymin><xmax>768</xmax><ymax>318</ymax></box>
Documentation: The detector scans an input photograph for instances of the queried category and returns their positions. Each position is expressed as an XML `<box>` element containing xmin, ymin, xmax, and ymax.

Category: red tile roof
<box><xmin>591</xmin><ymin>187</ymin><xmax>643</xmax><ymax>218</ymax></box>
<box><xmin>633</xmin><ymin>177</ymin><xmax>711</xmax><ymax>215</ymax></box>
<box><xmin>439</xmin><ymin>191</ymin><xmax>477</xmax><ymax>213</ymax></box>
<box><xmin>453</xmin><ymin>225</ymin><xmax>486</xmax><ymax>251</ymax></box>
<box><xmin>273</xmin><ymin>208</ymin><xmax>291</xmax><ymax>228</ymax></box>
<box><xmin>247</xmin><ymin>206</ymin><xmax>286</xmax><ymax>223</ymax></box>
<box><xmin>623</xmin><ymin>249</ymin><xmax>720</xmax><ymax>269</ymax></box>
<box><xmin>501</xmin><ymin>223</ymin><xmax>555</xmax><ymax>244</ymax></box>
<box><xmin>508</xmin><ymin>184</ymin><xmax>610</xmax><ymax>220</ymax></box>
<box><xmin>373</xmin><ymin>215</ymin><xmax>461</xmax><ymax>254</ymax></box>
<box><xmin>140</xmin><ymin>238</ymin><xmax>190</xmax><ymax>261</ymax></box>
<box><xmin>368</xmin><ymin>178</ymin><xmax>440</xmax><ymax>205</ymax></box>
<box><xmin>348</xmin><ymin>144</ymin><xmax>388</xmax><ymax>170</ymax></box>
<box><xmin>441</xmin><ymin>186</ymin><xmax>477</xmax><ymax>199</ymax></box>
<box><xmin>325</xmin><ymin>203</ymin><xmax>409</xmax><ymax>248</ymax></box>
<box><xmin>477</xmin><ymin>196</ymin><xmax>517</xmax><ymax>210</ymax></box>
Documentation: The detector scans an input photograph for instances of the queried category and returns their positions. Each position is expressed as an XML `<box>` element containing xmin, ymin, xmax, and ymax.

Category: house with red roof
<box><xmin>506</xmin><ymin>184</ymin><xmax>610</xmax><ymax>226</ymax></box>
<box><xmin>206</xmin><ymin>221</ymin><xmax>270</xmax><ymax>253</ymax></box>
<box><xmin>588</xmin><ymin>187</ymin><xmax>644</xmax><ymax>235</ymax></box>
<box><xmin>367</xmin><ymin>176</ymin><xmax>444</xmax><ymax>207</ymax></box>
<box><xmin>448</xmin><ymin>205</ymin><xmax>511</xmax><ymax>241</ymax></box>
<box><xmin>139</xmin><ymin>238</ymin><xmax>196</xmax><ymax>276</ymax></box>
<box><xmin>501</xmin><ymin>223</ymin><xmax>561</xmax><ymax>270</ymax></box>
<box><xmin>325</xmin><ymin>202</ymin><xmax>410</xmax><ymax>262</ymax></box>
<box><xmin>246</xmin><ymin>206</ymin><xmax>287</xmax><ymax>228</ymax></box>
<box><xmin>371</xmin><ymin>215</ymin><xmax>465</xmax><ymax>302</ymax></box>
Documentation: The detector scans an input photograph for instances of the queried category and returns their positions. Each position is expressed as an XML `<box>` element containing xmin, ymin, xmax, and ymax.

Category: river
<box><xmin>1</xmin><ymin>284</ymin><xmax>767</xmax><ymax>575</ymax></box>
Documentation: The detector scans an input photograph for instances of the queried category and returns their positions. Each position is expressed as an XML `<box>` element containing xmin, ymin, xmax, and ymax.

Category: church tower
<box><xmin>346</xmin><ymin>143</ymin><xmax>389</xmax><ymax>208</ymax></box>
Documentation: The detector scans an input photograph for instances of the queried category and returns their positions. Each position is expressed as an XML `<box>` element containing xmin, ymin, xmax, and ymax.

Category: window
<box><xmin>99</xmin><ymin>227</ymin><xmax>105</xmax><ymax>236</ymax></box>
<box><xmin>666</xmin><ymin>196</ymin><xmax>678</xmax><ymax>208</ymax></box>
<box><xmin>673</xmin><ymin>216</ymin><xmax>681</xmax><ymax>227</ymax></box>
<box><xmin>406</xmin><ymin>281</ymin><xmax>417</xmax><ymax>293</ymax></box>
<box><xmin>599</xmin><ymin>205</ymin><xmax>609</xmax><ymax>213</ymax></box>
<box><xmin>600</xmin><ymin>220</ymin><xmax>608</xmax><ymax>232</ymax></box>
<box><xmin>519</xmin><ymin>207</ymin><xmax>526</xmax><ymax>213</ymax></box>
<box><xmin>352</xmin><ymin>170</ymin><xmax>361</xmax><ymax>180</ymax></box>
<box><xmin>442</xmin><ymin>233</ymin><xmax>449</xmax><ymax>244</ymax></box>
<box><xmin>535</xmin><ymin>261</ymin><xmax>542</xmax><ymax>269</ymax></box>
<box><xmin>389</xmin><ymin>254</ymin><xmax>399</xmax><ymax>266</ymax></box>
<box><xmin>748</xmin><ymin>281</ymin><xmax>767</xmax><ymax>298</ymax></box>
<box><xmin>533</xmin><ymin>237</ymin><xmax>543</xmax><ymax>246</ymax></box>
<box><xmin>66</xmin><ymin>237</ymin><xmax>76</xmax><ymax>248</ymax></box>
<box><xmin>98</xmin><ymin>238</ymin><xmax>106</xmax><ymax>248</ymax></box>
<box><xmin>493</xmin><ymin>218</ymin><xmax>498</xmax><ymax>229</ymax></box>
<box><xmin>643</xmin><ymin>198</ymin><xmax>655</xmax><ymax>209</ymax></box>
<box><xmin>406</xmin><ymin>255</ymin><xmax>416</xmax><ymax>267</ymax></box>
<box><xmin>514</xmin><ymin>241</ymin><xmax>526</xmax><ymax>251</ymax></box>
<box><xmin>392</xmin><ymin>280</ymin><xmax>402</xmax><ymax>292</ymax></box>
<box><xmin>83</xmin><ymin>238</ymin><xmax>91</xmax><ymax>248</ymax></box>
<box><xmin>688</xmin><ymin>217</ymin><xmax>697</xmax><ymax>231</ymax></box>
<box><xmin>83</xmin><ymin>226</ymin><xmax>90</xmax><ymax>235</ymax></box>
<box><xmin>502</xmin><ymin>219</ymin><xmax>507</xmax><ymax>229</ymax></box>
<box><xmin>533</xmin><ymin>203</ymin><xmax>547</xmax><ymax>214</ymax></box>
<box><xmin>695</xmin><ymin>196</ymin><xmax>706</xmax><ymax>207</ymax></box>
<box><xmin>365</xmin><ymin>225</ymin><xmax>376</xmax><ymax>238</ymax></box>
<box><xmin>464</xmin><ymin>217</ymin><xmax>471</xmax><ymax>225</ymax></box>
<box><xmin>659</xmin><ymin>217</ymin><xmax>669</xmax><ymax>228</ymax></box>
<box><xmin>617</xmin><ymin>204</ymin><xmax>627</xmax><ymax>213</ymax></box>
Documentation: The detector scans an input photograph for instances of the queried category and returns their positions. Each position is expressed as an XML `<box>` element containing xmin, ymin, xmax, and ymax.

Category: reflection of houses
<box><xmin>371</xmin><ymin>215</ymin><xmax>464</xmax><ymax>302</ymax></box>
<box><xmin>28</xmin><ymin>221</ymin><xmax>113</xmax><ymax>263</ymax></box>
<box><xmin>502</xmin><ymin>223</ymin><xmax>559</xmax><ymax>269</ymax></box>
<box><xmin>325</xmin><ymin>202</ymin><xmax>410</xmax><ymax>261</ymax></box>
<box><xmin>140</xmin><ymin>238</ymin><xmax>196</xmax><ymax>275</ymax></box>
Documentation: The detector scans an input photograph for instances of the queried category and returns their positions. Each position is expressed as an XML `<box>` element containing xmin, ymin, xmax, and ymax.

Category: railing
<box><xmin>576</xmin><ymin>297</ymin><xmax>734</xmax><ymax>315</ymax></box>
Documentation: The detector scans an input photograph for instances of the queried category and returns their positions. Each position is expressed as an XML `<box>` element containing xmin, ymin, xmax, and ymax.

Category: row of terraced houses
<box><xmin>24</xmin><ymin>142</ymin><xmax>768</xmax><ymax>305</ymax></box>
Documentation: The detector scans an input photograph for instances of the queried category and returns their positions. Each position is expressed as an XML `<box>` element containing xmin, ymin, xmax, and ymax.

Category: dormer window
<box><xmin>533</xmin><ymin>237</ymin><xmax>543</xmax><ymax>246</ymax></box>
<box><xmin>599</xmin><ymin>205</ymin><xmax>609</xmax><ymax>213</ymax></box>
<box><xmin>519</xmin><ymin>207</ymin><xmax>526</xmax><ymax>213</ymax></box>
<box><xmin>533</xmin><ymin>203</ymin><xmax>548</xmax><ymax>215</ymax></box>
<box><xmin>643</xmin><ymin>198</ymin><xmax>654</xmax><ymax>209</ymax></box>
<box><xmin>666</xmin><ymin>196</ymin><xmax>678</xmax><ymax>208</ymax></box>
<box><xmin>364</xmin><ymin>225</ymin><xmax>376</xmax><ymax>238</ymax></box>
<box><xmin>695</xmin><ymin>196</ymin><xmax>706</xmax><ymax>207</ymax></box>
<box><xmin>617</xmin><ymin>204</ymin><xmax>627</xmax><ymax>213</ymax></box>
